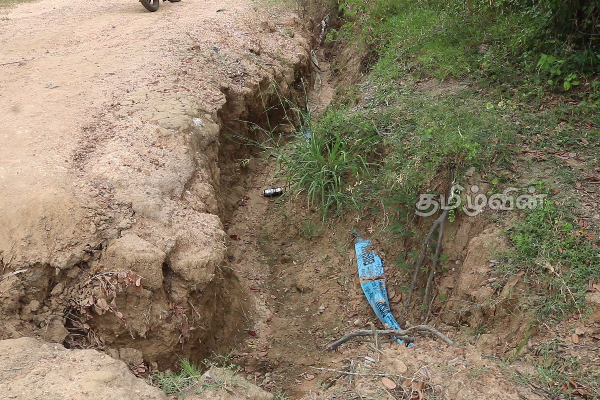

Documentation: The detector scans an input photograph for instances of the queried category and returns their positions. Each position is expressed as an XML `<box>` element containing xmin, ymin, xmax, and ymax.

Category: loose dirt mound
<box><xmin>0</xmin><ymin>337</ymin><xmax>167</xmax><ymax>399</ymax></box>
<box><xmin>0</xmin><ymin>0</ymin><xmax>310</xmax><ymax>367</ymax></box>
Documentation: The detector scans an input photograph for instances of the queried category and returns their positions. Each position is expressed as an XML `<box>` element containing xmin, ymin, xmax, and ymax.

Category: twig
<box><xmin>423</xmin><ymin>215</ymin><xmax>446</xmax><ymax>322</ymax></box>
<box><xmin>310</xmin><ymin>366</ymin><xmax>412</xmax><ymax>379</ymax></box>
<box><xmin>326</xmin><ymin>325</ymin><xmax>454</xmax><ymax>350</ymax></box>
<box><xmin>0</xmin><ymin>57</ymin><xmax>33</xmax><ymax>66</ymax></box>
<box><xmin>0</xmin><ymin>269</ymin><xmax>27</xmax><ymax>282</ymax></box>
<box><xmin>322</xmin><ymin>365</ymin><xmax>351</xmax><ymax>390</ymax></box>
<box><xmin>369</xmin><ymin>321</ymin><xmax>380</xmax><ymax>360</ymax></box>
<box><xmin>402</xmin><ymin>171</ymin><xmax>455</xmax><ymax>324</ymax></box>
<box><xmin>401</xmin><ymin>209</ymin><xmax>448</xmax><ymax>323</ymax></box>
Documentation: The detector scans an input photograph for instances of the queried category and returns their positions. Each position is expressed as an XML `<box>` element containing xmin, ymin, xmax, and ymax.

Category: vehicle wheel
<box><xmin>140</xmin><ymin>0</ymin><xmax>159</xmax><ymax>12</ymax></box>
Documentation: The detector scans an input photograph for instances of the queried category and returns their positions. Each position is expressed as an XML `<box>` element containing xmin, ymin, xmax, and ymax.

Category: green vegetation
<box><xmin>277</xmin><ymin>107</ymin><xmax>380</xmax><ymax>216</ymax></box>
<box><xmin>510</xmin><ymin>339</ymin><xmax>600</xmax><ymax>399</ymax></box>
<box><xmin>152</xmin><ymin>358</ymin><xmax>204</xmax><ymax>397</ymax></box>
<box><xmin>151</xmin><ymin>354</ymin><xmax>241</xmax><ymax>398</ymax></box>
<box><xmin>275</xmin><ymin>0</ymin><xmax>600</xmax><ymax>319</ymax></box>
<box><xmin>505</xmin><ymin>199</ymin><xmax>600</xmax><ymax>318</ymax></box>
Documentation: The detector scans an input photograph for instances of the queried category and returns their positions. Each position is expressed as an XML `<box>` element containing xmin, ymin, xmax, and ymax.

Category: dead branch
<box><xmin>0</xmin><ymin>269</ymin><xmax>28</xmax><ymax>282</ymax></box>
<box><xmin>402</xmin><ymin>171</ymin><xmax>455</xmax><ymax>324</ymax></box>
<box><xmin>326</xmin><ymin>325</ymin><xmax>454</xmax><ymax>350</ymax></box>
<box><xmin>0</xmin><ymin>58</ymin><xmax>34</xmax><ymax>66</ymax></box>
<box><xmin>401</xmin><ymin>209</ymin><xmax>448</xmax><ymax>323</ymax></box>
<box><xmin>423</xmin><ymin>215</ymin><xmax>446</xmax><ymax>322</ymax></box>
<box><xmin>310</xmin><ymin>366</ymin><xmax>412</xmax><ymax>379</ymax></box>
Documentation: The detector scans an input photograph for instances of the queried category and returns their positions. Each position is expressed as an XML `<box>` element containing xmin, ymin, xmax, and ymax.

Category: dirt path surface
<box><xmin>0</xmin><ymin>0</ymin><xmax>310</xmax><ymax>367</ymax></box>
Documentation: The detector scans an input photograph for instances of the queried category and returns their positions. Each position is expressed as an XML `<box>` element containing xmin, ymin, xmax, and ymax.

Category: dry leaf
<box><xmin>96</xmin><ymin>297</ymin><xmax>108</xmax><ymax>310</ymax></box>
<box><xmin>381</xmin><ymin>377</ymin><xmax>397</xmax><ymax>390</ymax></box>
<box><xmin>571</xmin><ymin>333</ymin><xmax>579</xmax><ymax>344</ymax></box>
<box><xmin>568</xmin><ymin>378</ymin><xmax>578</xmax><ymax>388</ymax></box>
<box><xmin>135</xmin><ymin>276</ymin><xmax>142</xmax><ymax>287</ymax></box>
<box><xmin>305</xmin><ymin>374</ymin><xmax>315</xmax><ymax>381</ymax></box>
<box><xmin>574</xmin><ymin>327</ymin><xmax>585</xmax><ymax>336</ymax></box>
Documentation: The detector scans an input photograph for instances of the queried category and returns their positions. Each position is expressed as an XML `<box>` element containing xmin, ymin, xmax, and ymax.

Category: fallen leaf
<box><xmin>571</xmin><ymin>333</ymin><xmax>580</xmax><ymax>344</ymax></box>
<box><xmin>574</xmin><ymin>327</ymin><xmax>585</xmax><ymax>336</ymax></box>
<box><xmin>568</xmin><ymin>378</ymin><xmax>578</xmax><ymax>388</ymax></box>
<box><xmin>580</xmin><ymin>138</ymin><xmax>589</xmax><ymax>145</ymax></box>
<box><xmin>96</xmin><ymin>297</ymin><xmax>108</xmax><ymax>310</ymax></box>
<box><xmin>257</xmin><ymin>351</ymin><xmax>268</xmax><ymax>358</ymax></box>
<box><xmin>381</xmin><ymin>377</ymin><xmax>397</xmax><ymax>390</ymax></box>
<box><xmin>305</xmin><ymin>374</ymin><xmax>315</xmax><ymax>381</ymax></box>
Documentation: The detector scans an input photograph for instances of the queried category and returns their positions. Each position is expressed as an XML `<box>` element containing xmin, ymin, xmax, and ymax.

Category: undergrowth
<box><xmin>505</xmin><ymin>200</ymin><xmax>600</xmax><ymax>318</ymax></box>
<box><xmin>151</xmin><ymin>353</ymin><xmax>240</xmax><ymax>398</ymax></box>
<box><xmin>270</xmin><ymin>0</ymin><xmax>599</xmax><ymax>322</ymax></box>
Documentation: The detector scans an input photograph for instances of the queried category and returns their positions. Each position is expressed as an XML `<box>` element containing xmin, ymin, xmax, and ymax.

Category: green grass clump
<box><xmin>152</xmin><ymin>359</ymin><xmax>203</xmax><ymax>397</ymax></box>
<box><xmin>505</xmin><ymin>200</ymin><xmax>600</xmax><ymax>318</ymax></box>
<box><xmin>276</xmin><ymin>107</ymin><xmax>381</xmax><ymax>216</ymax></box>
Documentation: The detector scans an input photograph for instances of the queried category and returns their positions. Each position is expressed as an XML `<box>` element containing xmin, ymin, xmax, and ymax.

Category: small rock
<box><xmin>41</xmin><ymin>319</ymin><xmax>69</xmax><ymax>344</ymax></box>
<box><xmin>389</xmin><ymin>359</ymin><xmax>408</xmax><ymax>374</ymax></box>
<box><xmin>119</xmin><ymin>348</ymin><xmax>144</xmax><ymax>366</ymax></box>
<box><xmin>353</xmin><ymin>318</ymin><xmax>362</xmax><ymax>327</ymax></box>
<box><xmin>50</xmin><ymin>282</ymin><xmax>64</xmax><ymax>296</ymax></box>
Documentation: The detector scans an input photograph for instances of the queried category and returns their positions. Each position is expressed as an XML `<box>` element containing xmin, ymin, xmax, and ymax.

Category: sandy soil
<box><xmin>0</xmin><ymin>0</ymin><xmax>310</xmax><ymax>366</ymax></box>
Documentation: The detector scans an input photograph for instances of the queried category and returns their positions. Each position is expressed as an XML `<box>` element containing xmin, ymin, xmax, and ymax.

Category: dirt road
<box><xmin>0</xmin><ymin>0</ymin><xmax>310</xmax><ymax>364</ymax></box>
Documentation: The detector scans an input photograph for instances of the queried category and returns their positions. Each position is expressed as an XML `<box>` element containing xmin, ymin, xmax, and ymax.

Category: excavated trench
<box><xmin>73</xmin><ymin>68</ymin><xmax>314</xmax><ymax>370</ymax></box>
<box><xmin>0</xmin><ymin>7</ymin><xmax>316</xmax><ymax>377</ymax></box>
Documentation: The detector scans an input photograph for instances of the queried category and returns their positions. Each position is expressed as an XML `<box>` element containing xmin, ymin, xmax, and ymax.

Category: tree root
<box><xmin>401</xmin><ymin>172</ymin><xmax>455</xmax><ymax>324</ymax></box>
<box><xmin>401</xmin><ymin>209</ymin><xmax>448</xmax><ymax>324</ymax></box>
<box><xmin>326</xmin><ymin>325</ymin><xmax>454</xmax><ymax>350</ymax></box>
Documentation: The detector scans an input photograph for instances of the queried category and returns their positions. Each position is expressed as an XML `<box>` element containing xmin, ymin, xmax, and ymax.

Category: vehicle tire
<box><xmin>140</xmin><ymin>0</ymin><xmax>159</xmax><ymax>12</ymax></box>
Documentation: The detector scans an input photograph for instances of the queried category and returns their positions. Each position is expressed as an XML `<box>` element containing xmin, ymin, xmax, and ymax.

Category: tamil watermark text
<box><xmin>415</xmin><ymin>185</ymin><xmax>547</xmax><ymax>217</ymax></box>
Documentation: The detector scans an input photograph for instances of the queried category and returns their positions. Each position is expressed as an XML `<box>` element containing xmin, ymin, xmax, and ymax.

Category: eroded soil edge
<box><xmin>0</xmin><ymin>0</ymin><xmax>311</xmax><ymax>370</ymax></box>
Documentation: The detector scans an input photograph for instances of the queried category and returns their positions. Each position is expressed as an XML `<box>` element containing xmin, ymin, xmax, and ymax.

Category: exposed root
<box><xmin>402</xmin><ymin>172</ymin><xmax>456</xmax><ymax>324</ymax></box>
<box><xmin>326</xmin><ymin>325</ymin><xmax>454</xmax><ymax>350</ymax></box>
